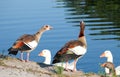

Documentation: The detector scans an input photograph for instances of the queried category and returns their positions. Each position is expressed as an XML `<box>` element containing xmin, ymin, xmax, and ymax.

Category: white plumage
<box><xmin>25</xmin><ymin>41</ymin><xmax>38</xmax><ymax>49</ymax></box>
<box><xmin>38</xmin><ymin>49</ymin><xmax>74</xmax><ymax>70</ymax></box>
<box><xmin>69</xmin><ymin>46</ymin><xmax>86</xmax><ymax>55</ymax></box>
<box><xmin>100</xmin><ymin>50</ymin><xmax>120</xmax><ymax>75</ymax></box>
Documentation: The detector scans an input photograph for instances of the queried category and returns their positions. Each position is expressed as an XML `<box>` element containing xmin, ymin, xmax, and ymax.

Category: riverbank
<box><xmin>0</xmin><ymin>54</ymin><xmax>101</xmax><ymax>77</ymax></box>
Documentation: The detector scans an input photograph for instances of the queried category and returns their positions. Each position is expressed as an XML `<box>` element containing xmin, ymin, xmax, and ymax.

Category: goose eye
<box><xmin>106</xmin><ymin>51</ymin><xmax>108</xmax><ymax>53</ymax></box>
<box><xmin>44</xmin><ymin>51</ymin><xmax>46</xmax><ymax>53</ymax></box>
<box><xmin>45</xmin><ymin>25</ymin><xmax>48</xmax><ymax>28</ymax></box>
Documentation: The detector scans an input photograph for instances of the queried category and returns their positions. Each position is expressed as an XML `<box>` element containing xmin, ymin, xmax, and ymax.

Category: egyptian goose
<box><xmin>38</xmin><ymin>49</ymin><xmax>74</xmax><ymax>70</ymax></box>
<box><xmin>100</xmin><ymin>50</ymin><xmax>120</xmax><ymax>75</ymax></box>
<box><xmin>101</xmin><ymin>62</ymin><xmax>116</xmax><ymax>77</ymax></box>
<box><xmin>52</xmin><ymin>21</ymin><xmax>87</xmax><ymax>72</ymax></box>
<box><xmin>8</xmin><ymin>25</ymin><xmax>53</xmax><ymax>62</ymax></box>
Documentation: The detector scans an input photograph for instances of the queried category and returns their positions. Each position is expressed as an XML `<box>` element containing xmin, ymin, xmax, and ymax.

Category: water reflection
<box><xmin>56</xmin><ymin>0</ymin><xmax>120</xmax><ymax>41</ymax></box>
<box><xmin>0</xmin><ymin>0</ymin><xmax>119</xmax><ymax>73</ymax></box>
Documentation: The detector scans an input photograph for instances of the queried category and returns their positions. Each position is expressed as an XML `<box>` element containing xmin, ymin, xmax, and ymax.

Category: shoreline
<box><xmin>0</xmin><ymin>54</ymin><xmax>101</xmax><ymax>77</ymax></box>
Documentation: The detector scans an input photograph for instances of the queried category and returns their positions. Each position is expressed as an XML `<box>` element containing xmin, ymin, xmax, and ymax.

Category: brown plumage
<box><xmin>52</xmin><ymin>21</ymin><xmax>87</xmax><ymax>72</ymax></box>
<box><xmin>101</xmin><ymin>62</ymin><xmax>116</xmax><ymax>77</ymax></box>
<box><xmin>57</xmin><ymin>40</ymin><xmax>85</xmax><ymax>55</ymax></box>
<box><xmin>8</xmin><ymin>25</ymin><xmax>53</xmax><ymax>62</ymax></box>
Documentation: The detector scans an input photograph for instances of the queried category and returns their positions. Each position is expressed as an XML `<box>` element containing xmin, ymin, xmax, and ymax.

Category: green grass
<box><xmin>54</xmin><ymin>66</ymin><xmax>64</xmax><ymax>75</ymax></box>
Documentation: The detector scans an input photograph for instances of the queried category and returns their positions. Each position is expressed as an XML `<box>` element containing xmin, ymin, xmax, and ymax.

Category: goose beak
<box><xmin>49</xmin><ymin>26</ymin><xmax>53</xmax><ymax>30</ymax></box>
<box><xmin>81</xmin><ymin>21</ymin><xmax>84</xmax><ymax>23</ymax></box>
<box><xmin>38</xmin><ymin>52</ymin><xmax>43</xmax><ymax>56</ymax></box>
<box><xmin>80</xmin><ymin>21</ymin><xmax>84</xmax><ymax>24</ymax></box>
<box><xmin>101</xmin><ymin>63</ymin><xmax>105</xmax><ymax>67</ymax></box>
<box><xmin>47</xmin><ymin>25</ymin><xmax>53</xmax><ymax>30</ymax></box>
<box><xmin>100</xmin><ymin>53</ymin><xmax>105</xmax><ymax>58</ymax></box>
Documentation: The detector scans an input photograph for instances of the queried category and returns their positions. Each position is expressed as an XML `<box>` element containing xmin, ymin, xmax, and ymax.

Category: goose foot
<box><xmin>64</xmin><ymin>69</ymin><xmax>69</xmax><ymax>71</ymax></box>
<box><xmin>20</xmin><ymin>59</ymin><xmax>25</xmax><ymax>62</ymax></box>
<box><xmin>25</xmin><ymin>60</ymin><xmax>30</xmax><ymax>62</ymax></box>
<box><xmin>71</xmin><ymin>69</ymin><xmax>77</xmax><ymax>72</ymax></box>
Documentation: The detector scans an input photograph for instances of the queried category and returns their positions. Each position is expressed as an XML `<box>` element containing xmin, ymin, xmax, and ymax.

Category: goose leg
<box><xmin>73</xmin><ymin>58</ymin><xmax>79</xmax><ymax>72</ymax></box>
<box><xmin>20</xmin><ymin>52</ymin><xmax>24</xmax><ymax>62</ymax></box>
<box><xmin>65</xmin><ymin>61</ymin><xmax>68</xmax><ymax>71</ymax></box>
<box><xmin>73</xmin><ymin>59</ymin><xmax>77</xmax><ymax>72</ymax></box>
<box><xmin>26</xmin><ymin>52</ymin><xmax>30</xmax><ymax>62</ymax></box>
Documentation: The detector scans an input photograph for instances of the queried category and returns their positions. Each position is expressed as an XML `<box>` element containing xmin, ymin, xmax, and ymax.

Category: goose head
<box><xmin>100</xmin><ymin>50</ymin><xmax>113</xmax><ymax>62</ymax></box>
<box><xmin>101</xmin><ymin>62</ymin><xmax>115</xmax><ymax>70</ymax></box>
<box><xmin>42</xmin><ymin>25</ymin><xmax>53</xmax><ymax>31</ymax></box>
<box><xmin>38</xmin><ymin>49</ymin><xmax>51</xmax><ymax>64</ymax></box>
<box><xmin>35</xmin><ymin>25</ymin><xmax>53</xmax><ymax>42</ymax></box>
<box><xmin>101</xmin><ymin>62</ymin><xmax>116</xmax><ymax>76</ymax></box>
<box><xmin>36</xmin><ymin>25</ymin><xmax>53</xmax><ymax>36</ymax></box>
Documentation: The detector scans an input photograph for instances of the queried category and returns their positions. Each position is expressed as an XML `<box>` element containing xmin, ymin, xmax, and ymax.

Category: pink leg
<box><xmin>73</xmin><ymin>58</ymin><xmax>79</xmax><ymax>72</ymax></box>
<box><xmin>26</xmin><ymin>52</ymin><xmax>30</xmax><ymax>62</ymax></box>
<box><xmin>20</xmin><ymin>52</ymin><xmax>24</xmax><ymax>62</ymax></box>
<box><xmin>65</xmin><ymin>61</ymin><xmax>68</xmax><ymax>71</ymax></box>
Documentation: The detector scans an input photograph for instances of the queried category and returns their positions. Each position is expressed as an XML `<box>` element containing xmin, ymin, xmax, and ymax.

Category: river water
<box><xmin>0</xmin><ymin>0</ymin><xmax>120</xmax><ymax>73</ymax></box>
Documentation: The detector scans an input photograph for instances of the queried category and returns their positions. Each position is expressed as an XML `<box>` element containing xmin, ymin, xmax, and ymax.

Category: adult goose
<box><xmin>52</xmin><ymin>21</ymin><xmax>87</xmax><ymax>72</ymax></box>
<box><xmin>8</xmin><ymin>25</ymin><xmax>53</xmax><ymax>62</ymax></box>
<box><xmin>38</xmin><ymin>49</ymin><xmax>74</xmax><ymax>70</ymax></box>
<box><xmin>100</xmin><ymin>50</ymin><xmax>120</xmax><ymax>75</ymax></box>
<box><xmin>101</xmin><ymin>62</ymin><xmax>116</xmax><ymax>77</ymax></box>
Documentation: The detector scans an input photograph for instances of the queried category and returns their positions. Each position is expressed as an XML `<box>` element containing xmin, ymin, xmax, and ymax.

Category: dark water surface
<box><xmin>0</xmin><ymin>0</ymin><xmax>120</xmax><ymax>73</ymax></box>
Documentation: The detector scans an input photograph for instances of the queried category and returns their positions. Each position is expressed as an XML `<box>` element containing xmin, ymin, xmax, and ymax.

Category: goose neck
<box><xmin>107</xmin><ymin>56</ymin><xmax>113</xmax><ymax>63</ymax></box>
<box><xmin>78</xmin><ymin>36</ymin><xmax>87</xmax><ymax>48</ymax></box>
<box><xmin>44</xmin><ymin>55</ymin><xmax>51</xmax><ymax>65</ymax></box>
<box><xmin>35</xmin><ymin>29</ymin><xmax>46</xmax><ymax>42</ymax></box>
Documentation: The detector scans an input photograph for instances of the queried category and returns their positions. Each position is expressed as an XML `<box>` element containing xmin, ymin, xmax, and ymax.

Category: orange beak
<box><xmin>50</xmin><ymin>26</ymin><xmax>53</xmax><ymax>30</ymax></box>
<box><xmin>101</xmin><ymin>63</ymin><xmax>106</xmax><ymax>67</ymax></box>
<box><xmin>100</xmin><ymin>53</ymin><xmax>105</xmax><ymax>58</ymax></box>
<box><xmin>38</xmin><ymin>52</ymin><xmax>44</xmax><ymax>56</ymax></box>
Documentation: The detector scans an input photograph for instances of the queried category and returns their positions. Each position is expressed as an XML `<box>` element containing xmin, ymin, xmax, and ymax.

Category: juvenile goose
<box><xmin>100</xmin><ymin>50</ymin><xmax>120</xmax><ymax>75</ymax></box>
<box><xmin>101</xmin><ymin>62</ymin><xmax>116</xmax><ymax>77</ymax></box>
<box><xmin>38</xmin><ymin>49</ymin><xmax>74</xmax><ymax>70</ymax></box>
<box><xmin>8</xmin><ymin>25</ymin><xmax>52</xmax><ymax>62</ymax></box>
<box><xmin>100</xmin><ymin>50</ymin><xmax>113</xmax><ymax>74</ymax></box>
<box><xmin>52</xmin><ymin>21</ymin><xmax>87</xmax><ymax>72</ymax></box>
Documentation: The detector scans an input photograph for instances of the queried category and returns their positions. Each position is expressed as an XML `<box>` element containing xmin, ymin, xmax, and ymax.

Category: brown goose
<box><xmin>100</xmin><ymin>50</ymin><xmax>120</xmax><ymax>75</ymax></box>
<box><xmin>52</xmin><ymin>21</ymin><xmax>87</xmax><ymax>72</ymax></box>
<box><xmin>101</xmin><ymin>62</ymin><xmax>116</xmax><ymax>77</ymax></box>
<box><xmin>8</xmin><ymin>25</ymin><xmax>53</xmax><ymax>62</ymax></box>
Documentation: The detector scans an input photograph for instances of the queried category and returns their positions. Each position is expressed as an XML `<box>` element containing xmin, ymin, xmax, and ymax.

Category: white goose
<box><xmin>38</xmin><ymin>49</ymin><xmax>74</xmax><ymax>71</ymax></box>
<box><xmin>100</xmin><ymin>50</ymin><xmax>120</xmax><ymax>75</ymax></box>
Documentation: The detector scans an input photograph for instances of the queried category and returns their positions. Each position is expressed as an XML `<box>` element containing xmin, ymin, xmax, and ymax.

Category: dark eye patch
<box><xmin>45</xmin><ymin>25</ymin><xmax>48</xmax><ymax>28</ymax></box>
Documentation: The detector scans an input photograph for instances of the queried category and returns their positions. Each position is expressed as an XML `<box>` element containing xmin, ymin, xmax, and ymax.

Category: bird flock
<box><xmin>7</xmin><ymin>21</ymin><xmax>120</xmax><ymax>76</ymax></box>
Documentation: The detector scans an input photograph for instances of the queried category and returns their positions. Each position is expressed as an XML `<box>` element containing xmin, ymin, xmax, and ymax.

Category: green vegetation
<box><xmin>54</xmin><ymin>63</ymin><xmax>65</xmax><ymax>77</ymax></box>
<box><xmin>54</xmin><ymin>66</ymin><xmax>64</xmax><ymax>75</ymax></box>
